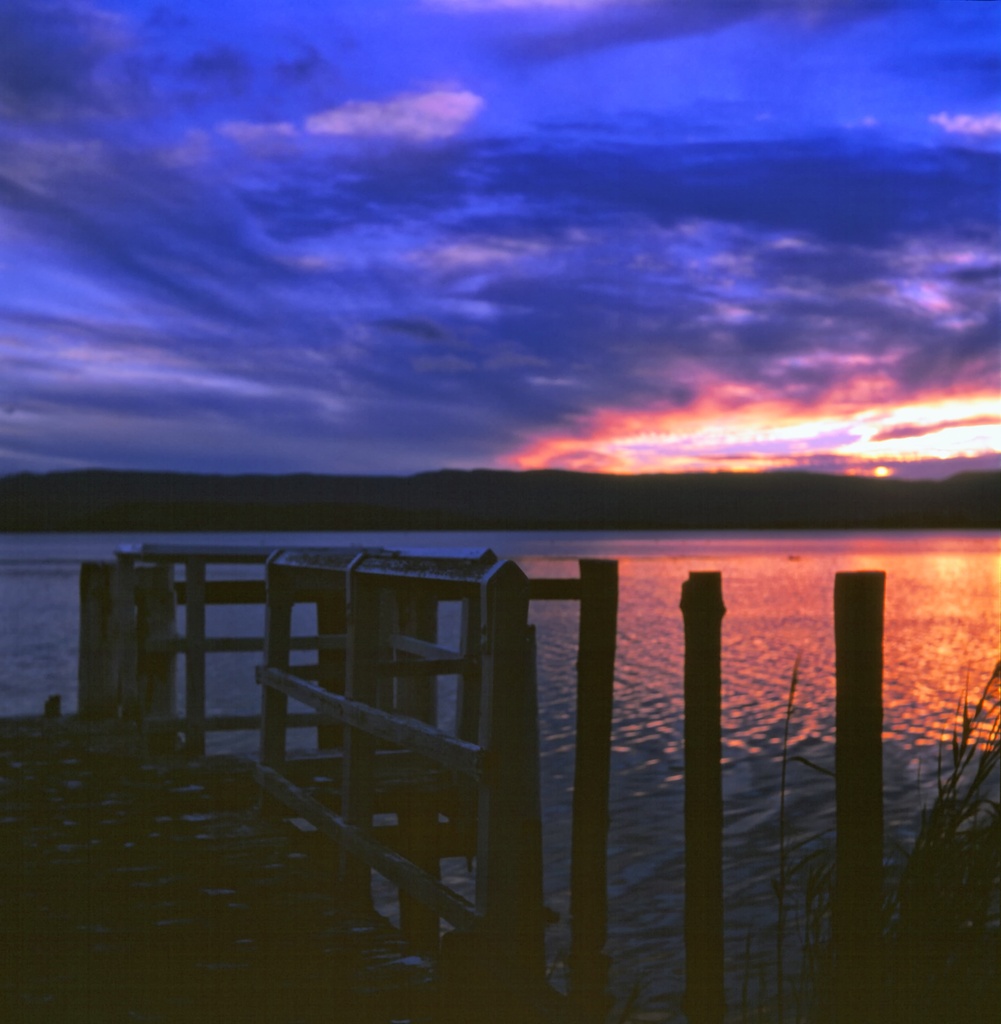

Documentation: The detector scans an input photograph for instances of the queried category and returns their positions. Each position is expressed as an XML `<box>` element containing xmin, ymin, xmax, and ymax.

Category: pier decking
<box><xmin>1</xmin><ymin>717</ymin><xmax>438</xmax><ymax>1024</ymax></box>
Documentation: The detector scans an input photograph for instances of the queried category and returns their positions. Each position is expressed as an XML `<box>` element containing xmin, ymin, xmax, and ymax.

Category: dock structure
<box><xmin>256</xmin><ymin>547</ymin><xmax>547</xmax><ymax>1013</ymax></box>
<box><xmin>81</xmin><ymin>544</ymin><xmax>373</xmax><ymax>753</ymax></box>
<box><xmin>77</xmin><ymin>543</ymin><xmax>620</xmax><ymax>1020</ymax></box>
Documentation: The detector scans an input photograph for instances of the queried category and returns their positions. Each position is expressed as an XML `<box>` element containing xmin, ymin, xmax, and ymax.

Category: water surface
<box><xmin>1</xmin><ymin>529</ymin><xmax>997</xmax><ymax>1016</ymax></box>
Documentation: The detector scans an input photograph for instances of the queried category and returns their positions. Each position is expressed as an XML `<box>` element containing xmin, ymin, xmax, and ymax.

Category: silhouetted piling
<box><xmin>78</xmin><ymin>562</ymin><xmax>116</xmax><ymax>719</ymax></box>
<box><xmin>834</xmin><ymin>571</ymin><xmax>885</xmax><ymax>1024</ymax></box>
<box><xmin>569</xmin><ymin>559</ymin><xmax>618</xmax><ymax>1023</ymax></box>
<box><xmin>681</xmin><ymin>571</ymin><xmax>725</xmax><ymax>1024</ymax></box>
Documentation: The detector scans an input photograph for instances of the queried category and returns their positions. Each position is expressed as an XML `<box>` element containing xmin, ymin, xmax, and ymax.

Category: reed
<box><xmin>735</xmin><ymin>660</ymin><xmax>1000</xmax><ymax>1024</ymax></box>
<box><xmin>881</xmin><ymin>660</ymin><xmax>1000</xmax><ymax>1024</ymax></box>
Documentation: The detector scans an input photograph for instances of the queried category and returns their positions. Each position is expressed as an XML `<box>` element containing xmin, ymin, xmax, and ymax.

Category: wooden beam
<box><xmin>258</xmin><ymin>667</ymin><xmax>484</xmax><ymax>778</ymax></box>
<box><xmin>255</xmin><ymin>764</ymin><xmax>480</xmax><ymax>931</ymax></box>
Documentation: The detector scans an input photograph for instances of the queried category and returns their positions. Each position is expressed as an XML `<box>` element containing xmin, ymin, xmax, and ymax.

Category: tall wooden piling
<box><xmin>834</xmin><ymin>571</ymin><xmax>885</xmax><ymax>1024</ymax></box>
<box><xmin>78</xmin><ymin>562</ymin><xmax>116</xmax><ymax>719</ymax></box>
<box><xmin>397</xmin><ymin>588</ymin><xmax>442</xmax><ymax>952</ymax></box>
<box><xmin>341</xmin><ymin>561</ymin><xmax>381</xmax><ymax>908</ymax></box>
<box><xmin>476</xmin><ymin>561</ymin><xmax>545</xmax><ymax>995</ymax></box>
<box><xmin>569</xmin><ymin>559</ymin><xmax>618</xmax><ymax>1022</ymax></box>
<box><xmin>681</xmin><ymin>571</ymin><xmax>725</xmax><ymax>1024</ymax></box>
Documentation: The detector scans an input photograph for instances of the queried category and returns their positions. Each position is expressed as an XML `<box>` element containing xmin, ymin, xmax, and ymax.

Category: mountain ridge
<box><xmin>0</xmin><ymin>468</ymin><xmax>997</xmax><ymax>532</ymax></box>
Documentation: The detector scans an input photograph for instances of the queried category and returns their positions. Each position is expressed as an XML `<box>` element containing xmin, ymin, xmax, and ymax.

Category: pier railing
<box><xmin>78</xmin><ymin>543</ymin><xmax>619</xmax><ymax>1015</ymax></box>
<box><xmin>253</xmin><ymin>547</ymin><xmax>617</xmax><ymax>1013</ymax></box>
<box><xmin>81</xmin><ymin>544</ymin><xmax>369</xmax><ymax>754</ymax></box>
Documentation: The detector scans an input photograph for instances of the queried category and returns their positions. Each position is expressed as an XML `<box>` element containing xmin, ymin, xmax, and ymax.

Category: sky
<box><xmin>1</xmin><ymin>0</ymin><xmax>999</xmax><ymax>480</ymax></box>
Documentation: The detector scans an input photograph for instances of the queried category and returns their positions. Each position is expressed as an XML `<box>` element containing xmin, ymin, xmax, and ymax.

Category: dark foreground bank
<box><xmin>0</xmin><ymin>717</ymin><xmax>440</xmax><ymax>1024</ymax></box>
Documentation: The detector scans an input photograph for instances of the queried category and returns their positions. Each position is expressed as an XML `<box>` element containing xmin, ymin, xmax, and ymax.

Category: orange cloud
<box><xmin>506</xmin><ymin>393</ymin><xmax>1001</xmax><ymax>476</ymax></box>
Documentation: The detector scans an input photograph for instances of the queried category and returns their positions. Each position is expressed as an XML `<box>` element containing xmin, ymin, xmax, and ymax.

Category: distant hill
<box><xmin>0</xmin><ymin>468</ymin><xmax>997</xmax><ymax>532</ymax></box>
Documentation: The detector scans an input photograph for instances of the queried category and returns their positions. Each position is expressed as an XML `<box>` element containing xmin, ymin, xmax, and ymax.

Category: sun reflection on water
<box><xmin>517</xmin><ymin>531</ymin><xmax>998</xmax><ymax>1015</ymax></box>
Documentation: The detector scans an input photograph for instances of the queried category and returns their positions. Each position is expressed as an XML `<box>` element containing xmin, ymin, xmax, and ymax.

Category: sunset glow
<box><xmin>509</xmin><ymin>396</ymin><xmax>1001</xmax><ymax>476</ymax></box>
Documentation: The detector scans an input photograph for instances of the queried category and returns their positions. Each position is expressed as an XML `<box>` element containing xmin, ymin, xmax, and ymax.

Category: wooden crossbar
<box><xmin>256</xmin><ymin>764</ymin><xmax>480</xmax><ymax>930</ymax></box>
<box><xmin>145</xmin><ymin>712</ymin><xmax>327</xmax><ymax>733</ymax></box>
<box><xmin>259</xmin><ymin>666</ymin><xmax>484</xmax><ymax>779</ymax></box>
<box><xmin>146</xmin><ymin>634</ymin><xmax>347</xmax><ymax>655</ymax></box>
<box><xmin>174</xmin><ymin>579</ymin><xmax>265</xmax><ymax>605</ymax></box>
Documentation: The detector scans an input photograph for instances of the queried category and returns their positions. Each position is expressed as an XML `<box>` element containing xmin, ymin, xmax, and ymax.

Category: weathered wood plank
<box><xmin>255</xmin><ymin>764</ymin><xmax>480</xmax><ymax>931</ymax></box>
<box><xmin>388</xmin><ymin>633</ymin><xmax>460</xmax><ymax>662</ymax></box>
<box><xmin>147</xmin><ymin>634</ymin><xmax>347</xmax><ymax>654</ymax></box>
<box><xmin>258</xmin><ymin>667</ymin><xmax>483</xmax><ymax>778</ymax></box>
<box><xmin>174</xmin><ymin>579</ymin><xmax>265</xmax><ymax>605</ymax></box>
<box><xmin>146</xmin><ymin>712</ymin><xmax>326</xmax><ymax>733</ymax></box>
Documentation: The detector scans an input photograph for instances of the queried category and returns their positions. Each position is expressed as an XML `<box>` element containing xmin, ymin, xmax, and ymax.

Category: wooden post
<box><xmin>184</xmin><ymin>559</ymin><xmax>207</xmax><ymax>757</ymax></box>
<box><xmin>341</xmin><ymin>559</ymin><xmax>380</xmax><ymax>908</ymax></box>
<box><xmin>316</xmin><ymin>586</ymin><xmax>346</xmax><ymax>750</ymax></box>
<box><xmin>569</xmin><ymin>559</ymin><xmax>618</xmax><ymax>1022</ymax></box>
<box><xmin>135</xmin><ymin>565</ymin><xmax>177</xmax><ymax>720</ymax></box>
<box><xmin>681</xmin><ymin>571</ymin><xmax>726</xmax><ymax>1024</ymax></box>
<box><xmin>834</xmin><ymin>571</ymin><xmax>884</xmax><ymax>1024</ymax></box>
<box><xmin>456</xmin><ymin>594</ymin><xmax>482</xmax><ymax>743</ymax></box>
<box><xmin>476</xmin><ymin>561</ymin><xmax>545</xmax><ymax>1000</ymax></box>
<box><xmin>112</xmin><ymin>555</ymin><xmax>139</xmax><ymax>719</ymax></box>
<box><xmin>397</xmin><ymin>587</ymin><xmax>442</xmax><ymax>951</ymax></box>
<box><xmin>78</xmin><ymin>562</ymin><xmax>116</xmax><ymax>719</ymax></box>
<box><xmin>453</xmin><ymin>594</ymin><xmax>482</xmax><ymax>868</ymax></box>
<box><xmin>260</xmin><ymin>566</ymin><xmax>293</xmax><ymax>817</ymax></box>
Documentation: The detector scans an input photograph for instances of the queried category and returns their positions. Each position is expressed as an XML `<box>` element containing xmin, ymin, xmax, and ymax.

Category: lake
<box><xmin>1</xmin><ymin>529</ymin><xmax>998</xmax><ymax>1017</ymax></box>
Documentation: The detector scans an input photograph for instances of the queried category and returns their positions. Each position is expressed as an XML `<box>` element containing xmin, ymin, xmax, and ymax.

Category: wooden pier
<box><xmin>71</xmin><ymin>542</ymin><xmax>917</xmax><ymax>1023</ymax></box>
<box><xmin>77</xmin><ymin>543</ymin><xmax>620</xmax><ymax>1020</ymax></box>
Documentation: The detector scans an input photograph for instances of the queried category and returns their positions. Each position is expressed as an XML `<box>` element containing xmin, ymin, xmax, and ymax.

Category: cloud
<box><xmin>305</xmin><ymin>88</ymin><xmax>483</xmax><ymax>142</ymax></box>
<box><xmin>1</xmin><ymin>4</ymin><xmax>997</xmax><ymax>478</ymax></box>
<box><xmin>871</xmin><ymin>414</ymin><xmax>1000</xmax><ymax>444</ymax></box>
<box><xmin>0</xmin><ymin>0</ymin><xmax>132</xmax><ymax>120</ymax></box>
<box><xmin>374</xmin><ymin>318</ymin><xmax>450</xmax><ymax>341</ymax></box>
<box><xmin>464</xmin><ymin>135</ymin><xmax>999</xmax><ymax>247</ymax></box>
<box><xmin>930</xmin><ymin>111</ymin><xmax>1001</xmax><ymax>137</ymax></box>
<box><xmin>274</xmin><ymin>43</ymin><xmax>330</xmax><ymax>84</ymax></box>
<box><xmin>217</xmin><ymin>119</ymin><xmax>297</xmax><ymax>155</ymax></box>
<box><xmin>463</xmin><ymin>0</ymin><xmax>891</xmax><ymax>64</ymax></box>
<box><xmin>182</xmin><ymin>45</ymin><xmax>252</xmax><ymax>93</ymax></box>
<box><xmin>428</xmin><ymin>0</ymin><xmax>639</xmax><ymax>9</ymax></box>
